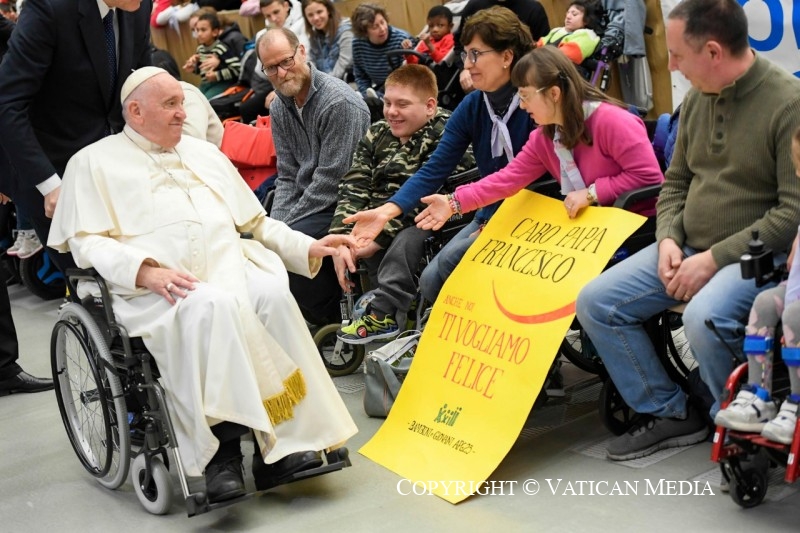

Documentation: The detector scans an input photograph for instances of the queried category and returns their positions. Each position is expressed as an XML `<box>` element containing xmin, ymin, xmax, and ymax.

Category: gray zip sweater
<box><xmin>270</xmin><ymin>62</ymin><xmax>370</xmax><ymax>226</ymax></box>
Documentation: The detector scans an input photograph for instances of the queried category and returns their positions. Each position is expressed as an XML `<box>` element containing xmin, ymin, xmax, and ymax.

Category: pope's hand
<box><xmin>136</xmin><ymin>263</ymin><xmax>199</xmax><ymax>305</ymax></box>
<box><xmin>310</xmin><ymin>234</ymin><xmax>358</xmax><ymax>258</ymax></box>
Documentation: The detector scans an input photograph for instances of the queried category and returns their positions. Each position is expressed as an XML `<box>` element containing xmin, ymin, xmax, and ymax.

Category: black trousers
<box><xmin>0</xmin><ymin>281</ymin><xmax>21</xmax><ymax>380</ymax></box>
<box><xmin>287</xmin><ymin>210</ymin><xmax>342</xmax><ymax>326</ymax></box>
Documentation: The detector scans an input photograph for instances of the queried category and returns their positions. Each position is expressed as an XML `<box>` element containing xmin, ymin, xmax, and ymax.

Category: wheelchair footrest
<box><xmin>185</xmin><ymin>491</ymin><xmax>253</xmax><ymax>518</ymax></box>
<box><xmin>254</xmin><ymin>447</ymin><xmax>352</xmax><ymax>492</ymax></box>
<box><xmin>184</xmin><ymin>447</ymin><xmax>352</xmax><ymax>517</ymax></box>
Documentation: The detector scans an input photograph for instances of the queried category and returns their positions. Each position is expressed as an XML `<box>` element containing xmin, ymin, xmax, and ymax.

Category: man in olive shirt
<box><xmin>576</xmin><ymin>0</ymin><xmax>800</xmax><ymax>461</ymax></box>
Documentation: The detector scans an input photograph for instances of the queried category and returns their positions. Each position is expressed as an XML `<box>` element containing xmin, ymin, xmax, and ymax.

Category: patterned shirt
<box><xmin>330</xmin><ymin>108</ymin><xmax>475</xmax><ymax>249</ymax></box>
<box><xmin>195</xmin><ymin>39</ymin><xmax>241</xmax><ymax>82</ymax></box>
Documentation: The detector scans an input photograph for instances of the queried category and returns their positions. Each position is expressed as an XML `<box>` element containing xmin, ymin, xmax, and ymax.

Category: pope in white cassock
<box><xmin>48</xmin><ymin>67</ymin><xmax>358</xmax><ymax>503</ymax></box>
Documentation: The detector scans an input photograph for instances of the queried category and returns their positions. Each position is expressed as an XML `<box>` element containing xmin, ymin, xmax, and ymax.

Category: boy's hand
<box><xmin>204</xmin><ymin>70</ymin><xmax>218</xmax><ymax>82</ymax></box>
<box><xmin>182</xmin><ymin>54</ymin><xmax>198</xmax><ymax>72</ymax></box>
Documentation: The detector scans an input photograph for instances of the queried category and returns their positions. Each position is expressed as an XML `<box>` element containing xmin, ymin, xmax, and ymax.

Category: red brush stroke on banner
<box><xmin>492</xmin><ymin>281</ymin><xmax>576</xmax><ymax>324</ymax></box>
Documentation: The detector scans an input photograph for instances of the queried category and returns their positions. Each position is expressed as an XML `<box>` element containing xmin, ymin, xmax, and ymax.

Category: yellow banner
<box><xmin>360</xmin><ymin>190</ymin><xmax>648</xmax><ymax>503</ymax></box>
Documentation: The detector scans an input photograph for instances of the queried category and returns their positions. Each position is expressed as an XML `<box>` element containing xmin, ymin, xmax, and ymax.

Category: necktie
<box><xmin>103</xmin><ymin>10</ymin><xmax>117</xmax><ymax>95</ymax></box>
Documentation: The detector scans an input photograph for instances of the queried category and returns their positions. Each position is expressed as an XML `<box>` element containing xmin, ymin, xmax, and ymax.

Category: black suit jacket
<box><xmin>0</xmin><ymin>16</ymin><xmax>13</xmax><ymax>60</ymax></box>
<box><xmin>0</xmin><ymin>0</ymin><xmax>152</xmax><ymax>196</ymax></box>
<box><xmin>454</xmin><ymin>0</ymin><xmax>551</xmax><ymax>49</ymax></box>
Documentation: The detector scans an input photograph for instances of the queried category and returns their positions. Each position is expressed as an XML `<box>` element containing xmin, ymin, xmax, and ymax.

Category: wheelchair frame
<box><xmin>51</xmin><ymin>269</ymin><xmax>351</xmax><ymax>516</ymax></box>
<box><xmin>711</xmin><ymin>361</ymin><xmax>800</xmax><ymax>508</ymax></box>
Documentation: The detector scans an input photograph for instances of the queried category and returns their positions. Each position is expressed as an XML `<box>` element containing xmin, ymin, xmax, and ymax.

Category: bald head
<box><xmin>257</xmin><ymin>26</ymin><xmax>299</xmax><ymax>52</ymax></box>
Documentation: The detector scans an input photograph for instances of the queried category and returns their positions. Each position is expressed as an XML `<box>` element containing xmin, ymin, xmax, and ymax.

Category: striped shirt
<box><xmin>351</xmin><ymin>25</ymin><xmax>412</xmax><ymax>96</ymax></box>
<box><xmin>195</xmin><ymin>40</ymin><xmax>241</xmax><ymax>82</ymax></box>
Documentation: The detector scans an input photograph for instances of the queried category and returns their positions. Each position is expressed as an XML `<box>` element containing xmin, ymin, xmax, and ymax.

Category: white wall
<box><xmin>661</xmin><ymin>0</ymin><xmax>799</xmax><ymax>110</ymax></box>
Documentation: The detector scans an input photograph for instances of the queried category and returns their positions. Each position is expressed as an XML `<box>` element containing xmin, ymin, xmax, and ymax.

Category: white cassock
<box><xmin>49</xmin><ymin>126</ymin><xmax>358</xmax><ymax>477</ymax></box>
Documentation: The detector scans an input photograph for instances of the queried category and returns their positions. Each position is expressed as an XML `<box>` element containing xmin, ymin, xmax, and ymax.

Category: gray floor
<box><xmin>1</xmin><ymin>284</ymin><xmax>799</xmax><ymax>533</ymax></box>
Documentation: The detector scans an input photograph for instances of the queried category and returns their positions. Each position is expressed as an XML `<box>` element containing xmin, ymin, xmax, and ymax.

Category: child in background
<box><xmin>537</xmin><ymin>0</ymin><xmax>601</xmax><ymax>65</ymax></box>
<box><xmin>401</xmin><ymin>5</ymin><xmax>454</xmax><ymax>65</ymax></box>
<box><xmin>182</xmin><ymin>12</ymin><xmax>241</xmax><ymax>98</ymax></box>
<box><xmin>6</xmin><ymin>209</ymin><xmax>43</xmax><ymax>260</ymax></box>
<box><xmin>714</xmin><ymin>125</ymin><xmax>800</xmax><ymax>445</ymax></box>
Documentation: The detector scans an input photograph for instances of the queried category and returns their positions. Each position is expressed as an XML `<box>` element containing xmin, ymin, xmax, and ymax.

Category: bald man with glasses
<box><xmin>257</xmin><ymin>27</ymin><xmax>369</xmax><ymax>325</ymax></box>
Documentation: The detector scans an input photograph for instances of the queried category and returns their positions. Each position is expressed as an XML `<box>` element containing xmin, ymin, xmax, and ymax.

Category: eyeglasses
<box><xmin>460</xmin><ymin>48</ymin><xmax>497</xmax><ymax>65</ymax></box>
<box><xmin>261</xmin><ymin>45</ymin><xmax>299</xmax><ymax>77</ymax></box>
<box><xmin>518</xmin><ymin>86</ymin><xmax>547</xmax><ymax>103</ymax></box>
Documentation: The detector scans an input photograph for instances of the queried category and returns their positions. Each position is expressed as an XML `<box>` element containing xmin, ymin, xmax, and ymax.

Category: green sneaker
<box><xmin>338</xmin><ymin>313</ymin><xmax>399</xmax><ymax>344</ymax></box>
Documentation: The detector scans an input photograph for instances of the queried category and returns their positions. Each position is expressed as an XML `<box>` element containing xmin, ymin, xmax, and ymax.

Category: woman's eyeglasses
<box><xmin>460</xmin><ymin>48</ymin><xmax>497</xmax><ymax>65</ymax></box>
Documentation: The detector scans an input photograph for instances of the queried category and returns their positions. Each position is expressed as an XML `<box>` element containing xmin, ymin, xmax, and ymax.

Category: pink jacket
<box><xmin>455</xmin><ymin>102</ymin><xmax>663</xmax><ymax>215</ymax></box>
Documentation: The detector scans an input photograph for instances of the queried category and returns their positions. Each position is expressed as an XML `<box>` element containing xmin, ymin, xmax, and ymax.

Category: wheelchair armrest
<box><xmin>439</xmin><ymin>167</ymin><xmax>481</xmax><ymax>193</ymax></box>
<box><xmin>526</xmin><ymin>176</ymin><xmax>563</xmax><ymax>200</ymax></box>
<box><xmin>613</xmin><ymin>184</ymin><xmax>661</xmax><ymax>210</ymax></box>
<box><xmin>384</xmin><ymin>49</ymin><xmax>433</xmax><ymax>67</ymax></box>
<box><xmin>65</xmin><ymin>267</ymin><xmax>121</xmax><ymax>331</ymax></box>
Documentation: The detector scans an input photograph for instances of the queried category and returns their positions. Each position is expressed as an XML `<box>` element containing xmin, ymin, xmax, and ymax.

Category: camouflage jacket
<box><xmin>330</xmin><ymin>108</ymin><xmax>475</xmax><ymax>249</ymax></box>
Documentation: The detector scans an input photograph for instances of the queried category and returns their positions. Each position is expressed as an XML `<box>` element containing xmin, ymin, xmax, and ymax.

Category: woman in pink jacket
<box><xmin>415</xmin><ymin>45</ymin><xmax>663</xmax><ymax>230</ymax></box>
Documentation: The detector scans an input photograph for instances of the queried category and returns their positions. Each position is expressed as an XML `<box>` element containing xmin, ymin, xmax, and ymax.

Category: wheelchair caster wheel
<box><xmin>599</xmin><ymin>379</ymin><xmax>637</xmax><ymax>436</ymax></box>
<box><xmin>313</xmin><ymin>324</ymin><xmax>365</xmax><ymax>377</ymax></box>
<box><xmin>730</xmin><ymin>467</ymin><xmax>768</xmax><ymax>508</ymax></box>
<box><xmin>132</xmin><ymin>454</ymin><xmax>173</xmax><ymax>515</ymax></box>
<box><xmin>326</xmin><ymin>447</ymin><xmax>349</xmax><ymax>463</ymax></box>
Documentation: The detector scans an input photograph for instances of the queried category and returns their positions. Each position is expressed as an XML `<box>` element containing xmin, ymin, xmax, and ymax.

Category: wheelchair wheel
<box><xmin>19</xmin><ymin>249</ymin><xmax>66</xmax><ymax>300</ymax></box>
<box><xmin>663</xmin><ymin>312</ymin><xmax>697</xmax><ymax>382</ymax></box>
<box><xmin>313</xmin><ymin>323</ymin><xmax>365</xmax><ymax>377</ymax></box>
<box><xmin>51</xmin><ymin>303</ymin><xmax>130</xmax><ymax>489</ymax></box>
<box><xmin>132</xmin><ymin>453</ymin><xmax>173</xmax><ymax>515</ymax></box>
<box><xmin>599</xmin><ymin>379</ymin><xmax>638</xmax><ymax>436</ymax></box>
<box><xmin>730</xmin><ymin>466</ymin><xmax>768</xmax><ymax>508</ymax></box>
<box><xmin>559</xmin><ymin>319</ymin><xmax>605</xmax><ymax>375</ymax></box>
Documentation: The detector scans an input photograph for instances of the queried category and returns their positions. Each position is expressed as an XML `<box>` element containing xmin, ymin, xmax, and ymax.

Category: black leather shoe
<box><xmin>205</xmin><ymin>456</ymin><xmax>246</xmax><ymax>503</ymax></box>
<box><xmin>0</xmin><ymin>371</ymin><xmax>54</xmax><ymax>397</ymax></box>
<box><xmin>253</xmin><ymin>450</ymin><xmax>323</xmax><ymax>490</ymax></box>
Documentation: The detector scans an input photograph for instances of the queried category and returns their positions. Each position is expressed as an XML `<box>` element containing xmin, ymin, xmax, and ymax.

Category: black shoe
<box><xmin>253</xmin><ymin>450</ymin><xmax>323</xmax><ymax>490</ymax></box>
<box><xmin>0</xmin><ymin>370</ymin><xmax>54</xmax><ymax>397</ymax></box>
<box><xmin>205</xmin><ymin>456</ymin><xmax>245</xmax><ymax>503</ymax></box>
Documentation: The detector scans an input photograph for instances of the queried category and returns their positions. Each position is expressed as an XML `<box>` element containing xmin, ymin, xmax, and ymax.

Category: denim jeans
<box><xmin>576</xmin><ymin>242</ymin><xmax>779</xmax><ymax>418</ymax></box>
<box><xmin>419</xmin><ymin>219</ymin><xmax>481</xmax><ymax>303</ymax></box>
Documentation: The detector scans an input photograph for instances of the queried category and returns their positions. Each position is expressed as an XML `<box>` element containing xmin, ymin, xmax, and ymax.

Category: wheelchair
<box><xmin>313</xmin><ymin>167</ymin><xmax>483</xmax><ymax>377</ymax></box>
<box><xmin>51</xmin><ymin>269</ymin><xmax>351</xmax><ymax>516</ymax></box>
<box><xmin>711</xmin><ymin>237</ymin><xmax>800</xmax><ymax>508</ymax></box>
